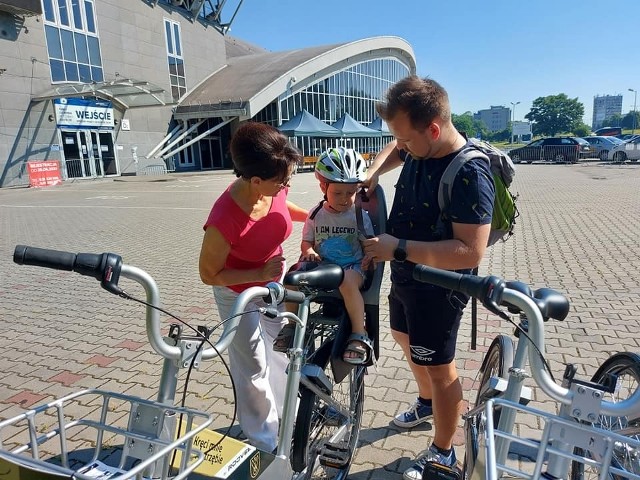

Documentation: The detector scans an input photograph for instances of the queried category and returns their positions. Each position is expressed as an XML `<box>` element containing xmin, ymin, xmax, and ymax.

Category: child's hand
<box><xmin>361</xmin><ymin>254</ymin><xmax>373</xmax><ymax>270</ymax></box>
<box><xmin>300</xmin><ymin>248</ymin><xmax>321</xmax><ymax>262</ymax></box>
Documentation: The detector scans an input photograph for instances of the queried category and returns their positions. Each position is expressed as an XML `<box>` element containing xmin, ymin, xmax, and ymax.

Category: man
<box><xmin>362</xmin><ymin>76</ymin><xmax>494</xmax><ymax>480</ymax></box>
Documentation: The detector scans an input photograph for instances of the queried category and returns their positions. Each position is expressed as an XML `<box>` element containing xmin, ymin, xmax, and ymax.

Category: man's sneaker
<box><xmin>403</xmin><ymin>444</ymin><xmax>457</xmax><ymax>480</ymax></box>
<box><xmin>393</xmin><ymin>399</ymin><xmax>432</xmax><ymax>428</ymax></box>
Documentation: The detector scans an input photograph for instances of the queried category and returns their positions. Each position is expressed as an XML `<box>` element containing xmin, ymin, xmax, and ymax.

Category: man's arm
<box><xmin>363</xmin><ymin>140</ymin><xmax>404</xmax><ymax>189</ymax></box>
<box><xmin>362</xmin><ymin>222</ymin><xmax>490</xmax><ymax>270</ymax></box>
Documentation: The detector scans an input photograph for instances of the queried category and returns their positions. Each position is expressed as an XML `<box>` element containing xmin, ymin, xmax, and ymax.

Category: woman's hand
<box><xmin>260</xmin><ymin>255</ymin><xmax>286</xmax><ymax>281</ymax></box>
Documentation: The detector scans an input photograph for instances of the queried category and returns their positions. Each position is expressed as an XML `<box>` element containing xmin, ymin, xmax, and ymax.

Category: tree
<box><xmin>572</xmin><ymin>123</ymin><xmax>591</xmax><ymax>137</ymax></box>
<box><xmin>525</xmin><ymin>94</ymin><xmax>585</xmax><ymax>136</ymax></box>
<box><xmin>621</xmin><ymin>111</ymin><xmax>640</xmax><ymax>130</ymax></box>
<box><xmin>452</xmin><ymin>113</ymin><xmax>487</xmax><ymax>139</ymax></box>
<box><xmin>603</xmin><ymin>114</ymin><xmax>622</xmax><ymax>127</ymax></box>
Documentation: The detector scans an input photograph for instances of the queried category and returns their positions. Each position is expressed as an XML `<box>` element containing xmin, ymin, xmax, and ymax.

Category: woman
<box><xmin>199</xmin><ymin>122</ymin><xmax>307</xmax><ymax>452</ymax></box>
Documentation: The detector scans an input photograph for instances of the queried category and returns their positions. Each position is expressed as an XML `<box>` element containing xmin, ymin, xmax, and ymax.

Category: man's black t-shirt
<box><xmin>387</xmin><ymin>143</ymin><xmax>495</xmax><ymax>283</ymax></box>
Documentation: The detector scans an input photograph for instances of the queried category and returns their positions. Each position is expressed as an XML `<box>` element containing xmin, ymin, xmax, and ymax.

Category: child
<box><xmin>278</xmin><ymin>147</ymin><xmax>375</xmax><ymax>364</ymax></box>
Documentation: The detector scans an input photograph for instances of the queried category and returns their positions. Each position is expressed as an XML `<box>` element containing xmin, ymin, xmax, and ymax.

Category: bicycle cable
<box><xmin>505</xmin><ymin>314</ymin><xmax>557</xmax><ymax>383</ymax></box>
<box><xmin>116</xmin><ymin>289</ymin><xmax>267</xmax><ymax>457</ymax></box>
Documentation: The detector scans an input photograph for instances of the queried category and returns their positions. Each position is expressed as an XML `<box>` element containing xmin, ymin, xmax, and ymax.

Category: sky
<box><xmin>224</xmin><ymin>0</ymin><xmax>640</xmax><ymax>126</ymax></box>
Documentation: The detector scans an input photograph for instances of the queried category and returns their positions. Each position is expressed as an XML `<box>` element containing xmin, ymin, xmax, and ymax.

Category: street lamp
<box><xmin>510</xmin><ymin>101</ymin><xmax>520</xmax><ymax>143</ymax></box>
<box><xmin>629</xmin><ymin>88</ymin><xmax>637</xmax><ymax>135</ymax></box>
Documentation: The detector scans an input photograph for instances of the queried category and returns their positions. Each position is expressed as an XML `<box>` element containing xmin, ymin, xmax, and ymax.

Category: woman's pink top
<box><xmin>204</xmin><ymin>186</ymin><xmax>292</xmax><ymax>293</ymax></box>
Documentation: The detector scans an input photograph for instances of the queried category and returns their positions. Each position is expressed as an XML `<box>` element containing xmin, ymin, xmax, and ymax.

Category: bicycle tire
<box><xmin>464</xmin><ymin>334</ymin><xmax>514</xmax><ymax>480</ymax></box>
<box><xmin>291</xmin><ymin>333</ymin><xmax>365</xmax><ymax>479</ymax></box>
<box><xmin>570</xmin><ymin>352</ymin><xmax>640</xmax><ymax>480</ymax></box>
<box><xmin>475</xmin><ymin>334</ymin><xmax>515</xmax><ymax>407</ymax></box>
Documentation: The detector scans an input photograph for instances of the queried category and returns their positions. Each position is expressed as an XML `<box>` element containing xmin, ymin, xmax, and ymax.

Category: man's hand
<box><xmin>362</xmin><ymin>234</ymin><xmax>399</xmax><ymax>264</ymax></box>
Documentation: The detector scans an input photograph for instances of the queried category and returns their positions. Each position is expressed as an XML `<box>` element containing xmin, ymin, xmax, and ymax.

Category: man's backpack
<box><xmin>438</xmin><ymin>138</ymin><xmax>518</xmax><ymax>246</ymax></box>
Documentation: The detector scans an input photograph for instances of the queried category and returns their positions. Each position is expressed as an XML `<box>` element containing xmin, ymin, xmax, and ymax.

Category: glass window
<box><xmin>84</xmin><ymin>1</ymin><xmax>95</xmax><ymax>32</ymax></box>
<box><xmin>43</xmin><ymin>0</ymin><xmax>56</xmax><ymax>22</ymax></box>
<box><xmin>75</xmin><ymin>32</ymin><xmax>89</xmax><ymax>63</ymax></box>
<box><xmin>50</xmin><ymin>59</ymin><xmax>65</xmax><ymax>81</ymax></box>
<box><xmin>58</xmin><ymin>0</ymin><xmax>69</xmax><ymax>25</ymax></box>
<box><xmin>164</xmin><ymin>18</ymin><xmax>187</xmax><ymax>101</ymax></box>
<box><xmin>64</xmin><ymin>61</ymin><xmax>79</xmax><ymax>81</ymax></box>
<box><xmin>71</xmin><ymin>0</ymin><xmax>83</xmax><ymax>29</ymax></box>
<box><xmin>78</xmin><ymin>64</ymin><xmax>91</xmax><ymax>82</ymax></box>
<box><xmin>60</xmin><ymin>29</ymin><xmax>76</xmax><ymax>61</ymax></box>
<box><xmin>44</xmin><ymin>0</ymin><xmax>102</xmax><ymax>83</ymax></box>
<box><xmin>173</xmin><ymin>23</ymin><xmax>181</xmax><ymax>56</ymax></box>
<box><xmin>45</xmin><ymin>26</ymin><xmax>62</xmax><ymax>58</ymax></box>
<box><xmin>90</xmin><ymin>66</ymin><xmax>103</xmax><ymax>81</ymax></box>
<box><xmin>87</xmin><ymin>35</ymin><xmax>101</xmax><ymax>65</ymax></box>
<box><xmin>165</xmin><ymin>21</ymin><xmax>173</xmax><ymax>54</ymax></box>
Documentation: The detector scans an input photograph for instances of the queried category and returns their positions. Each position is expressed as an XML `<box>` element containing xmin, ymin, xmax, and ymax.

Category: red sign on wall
<box><xmin>27</xmin><ymin>161</ymin><xmax>63</xmax><ymax>188</ymax></box>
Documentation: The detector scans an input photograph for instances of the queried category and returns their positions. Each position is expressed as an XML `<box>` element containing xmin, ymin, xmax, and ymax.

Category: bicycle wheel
<box><xmin>291</xmin><ymin>332</ymin><xmax>365</xmax><ymax>479</ymax></box>
<box><xmin>571</xmin><ymin>352</ymin><xmax>640</xmax><ymax>480</ymax></box>
<box><xmin>464</xmin><ymin>335</ymin><xmax>514</xmax><ymax>480</ymax></box>
<box><xmin>475</xmin><ymin>334</ymin><xmax>515</xmax><ymax>407</ymax></box>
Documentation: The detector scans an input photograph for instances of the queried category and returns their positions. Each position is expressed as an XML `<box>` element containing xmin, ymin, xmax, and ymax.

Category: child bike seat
<box><xmin>284</xmin><ymin>262</ymin><xmax>344</xmax><ymax>291</ymax></box>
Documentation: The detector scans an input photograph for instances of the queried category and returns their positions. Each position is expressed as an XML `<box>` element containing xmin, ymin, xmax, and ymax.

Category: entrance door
<box><xmin>199</xmin><ymin>136</ymin><xmax>223</xmax><ymax>169</ymax></box>
<box><xmin>90</xmin><ymin>131</ymin><xmax>118</xmax><ymax>175</ymax></box>
<box><xmin>61</xmin><ymin>130</ymin><xmax>116</xmax><ymax>179</ymax></box>
<box><xmin>61</xmin><ymin>130</ymin><xmax>91</xmax><ymax>178</ymax></box>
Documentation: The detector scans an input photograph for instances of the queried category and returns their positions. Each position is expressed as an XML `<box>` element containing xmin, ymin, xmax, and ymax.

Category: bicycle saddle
<box><xmin>504</xmin><ymin>281</ymin><xmax>569</xmax><ymax>321</ymax></box>
<box><xmin>284</xmin><ymin>262</ymin><xmax>344</xmax><ymax>291</ymax></box>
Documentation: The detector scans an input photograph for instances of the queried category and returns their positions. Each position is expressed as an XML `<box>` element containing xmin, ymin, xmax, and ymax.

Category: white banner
<box><xmin>54</xmin><ymin>98</ymin><xmax>114</xmax><ymax>129</ymax></box>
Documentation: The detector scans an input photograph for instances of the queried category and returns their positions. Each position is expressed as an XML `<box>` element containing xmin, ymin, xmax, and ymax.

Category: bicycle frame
<box><xmin>481</xmin><ymin>288</ymin><xmax>640</xmax><ymax>478</ymax></box>
<box><xmin>7</xmin><ymin>246</ymin><xmax>357</xmax><ymax>480</ymax></box>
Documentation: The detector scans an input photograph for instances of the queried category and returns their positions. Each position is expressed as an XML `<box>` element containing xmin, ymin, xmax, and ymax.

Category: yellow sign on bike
<box><xmin>173</xmin><ymin>425</ymin><xmax>273</xmax><ymax>479</ymax></box>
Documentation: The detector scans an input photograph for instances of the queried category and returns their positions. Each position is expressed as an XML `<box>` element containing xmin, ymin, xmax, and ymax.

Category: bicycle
<box><xmin>412</xmin><ymin>264</ymin><xmax>640</xmax><ymax>480</ymax></box>
<box><xmin>1</xmin><ymin>186</ymin><xmax>387</xmax><ymax>480</ymax></box>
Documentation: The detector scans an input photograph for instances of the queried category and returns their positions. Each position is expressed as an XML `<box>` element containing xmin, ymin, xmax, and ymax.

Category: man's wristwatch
<box><xmin>393</xmin><ymin>238</ymin><xmax>407</xmax><ymax>262</ymax></box>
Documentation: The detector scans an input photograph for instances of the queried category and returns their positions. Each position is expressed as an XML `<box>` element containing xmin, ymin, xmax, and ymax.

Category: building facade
<box><xmin>473</xmin><ymin>105</ymin><xmax>510</xmax><ymax>132</ymax></box>
<box><xmin>0</xmin><ymin>0</ymin><xmax>415</xmax><ymax>188</ymax></box>
<box><xmin>592</xmin><ymin>94</ymin><xmax>623</xmax><ymax>130</ymax></box>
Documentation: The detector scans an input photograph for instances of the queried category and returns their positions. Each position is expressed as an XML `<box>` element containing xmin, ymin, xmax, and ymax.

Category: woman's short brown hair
<box><xmin>230</xmin><ymin>122</ymin><xmax>301</xmax><ymax>181</ymax></box>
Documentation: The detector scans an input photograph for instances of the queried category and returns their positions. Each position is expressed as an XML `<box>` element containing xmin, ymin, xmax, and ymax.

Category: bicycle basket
<box><xmin>0</xmin><ymin>389</ymin><xmax>212</xmax><ymax>480</ymax></box>
<box><xmin>469</xmin><ymin>398</ymin><xmax>640</xmax><ymax>480</ymax></box>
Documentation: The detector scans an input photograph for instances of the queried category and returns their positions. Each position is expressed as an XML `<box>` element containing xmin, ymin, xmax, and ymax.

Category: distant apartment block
<box><xmin>592</xmin><ymin>94</ymin><xmax>623</xmax><ymax>130</ymax></box>
<box><xmin>473</xmin><ymin>105</ymin><xmax>510</xmax><ymax>132</ymax></box>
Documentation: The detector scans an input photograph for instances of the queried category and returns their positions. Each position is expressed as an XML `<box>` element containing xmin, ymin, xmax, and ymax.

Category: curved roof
<box><xmin>174</xmin><ymin>36</ymin><xmax>416</xmax><ymax>120</ymax></box>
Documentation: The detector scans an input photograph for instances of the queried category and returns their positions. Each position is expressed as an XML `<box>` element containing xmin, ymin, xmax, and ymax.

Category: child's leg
<box><xmin>339</xmin><ymin>269</ymin><xmax>366</xmax><ymax>335</ymax></box>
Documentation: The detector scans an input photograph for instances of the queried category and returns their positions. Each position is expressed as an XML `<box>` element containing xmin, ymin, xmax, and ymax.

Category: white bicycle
<box><xmin>413</xmin><ymin>264</ymin><xmax>640</xmax><ymax>480</ymax></box>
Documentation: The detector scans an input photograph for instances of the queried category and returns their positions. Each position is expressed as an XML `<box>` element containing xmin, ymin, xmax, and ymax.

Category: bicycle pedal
<box><xmin>421</xmin><ymin>462</ymin><xmax>461</xmax><ymax>480</ymax></box>
<box><xmin>318</xmin><ymin>442</ymin><xmax>351</xmax><ymax>468</ymax></box>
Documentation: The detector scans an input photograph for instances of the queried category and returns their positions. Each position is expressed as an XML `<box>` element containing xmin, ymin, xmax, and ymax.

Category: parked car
<box><xmin>608</xmin><ymin>136</ymin><xmax>640</xmax><ymax>162</ymax></box>
<box><xmin>594</xmin><ymin>126</ymin><xmax>623</xmax><ymax>136</ymax></box>
<box><xmin>582</xmin><ymin>136</ymin><xmax>625</xmax><ymax>161</ymax></box>
<box><xmin>508</xmin><ymin>137</ymin><xmax>594</xmax><ymax>164</ymax></box>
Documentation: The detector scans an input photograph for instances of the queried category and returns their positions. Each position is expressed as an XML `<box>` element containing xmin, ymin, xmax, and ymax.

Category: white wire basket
<box><xmin>467</xmin><ymin>397</ymin><xmax>640</xmax><ymax>480</ymax></box>
<box><xmin>0</xmin><ymin>389</ymin><xmax>213</xmax><ymax>480</ymax></box>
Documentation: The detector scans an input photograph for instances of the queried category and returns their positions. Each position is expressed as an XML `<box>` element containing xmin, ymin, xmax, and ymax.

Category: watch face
<box><xmin>393</xmin><ymin>247</ymin><xmax>407</xmax><ymax>262</ymax></box>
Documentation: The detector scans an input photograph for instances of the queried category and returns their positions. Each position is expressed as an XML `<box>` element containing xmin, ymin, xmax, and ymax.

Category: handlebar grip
<box><xmin>413</xmin><ymin>264</ymin><xmax>506</xmax><ymax>317</ymax></box>
<box><xmin>14</xmin><ymin>245</ymin><xmax>77</xmax><ymax>271</ymax></box>
<box><xmin>283</xmin><ymin>289</ymin><xmax>306</xmax><ymax>304</ymax></box>
<box><xmin>13</xmin><ymin>245</ymin><xmax>124</xmax><ymax>295</ymax></box>
<box><xmin>413</xmin><ymin>264</ymin><xmax>465</xmax><ymax>292</ymax></box>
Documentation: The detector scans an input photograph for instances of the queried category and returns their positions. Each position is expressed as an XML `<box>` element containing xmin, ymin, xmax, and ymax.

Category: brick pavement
<box><xmin>1</xmin><ymin>162</ymin><xmax>640</xmax><ymax>478</ymax></box>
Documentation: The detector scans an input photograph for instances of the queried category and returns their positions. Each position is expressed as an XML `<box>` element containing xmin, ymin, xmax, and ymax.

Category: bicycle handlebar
<box><xmin>413</xmin><ymin>264</ymin><xmax>640</xmax><ymax>418</ymax></box>
<box><xmin>13</xmin><ymin>245</ymin><xmax>306</xmax><ymax>364</ymax></box>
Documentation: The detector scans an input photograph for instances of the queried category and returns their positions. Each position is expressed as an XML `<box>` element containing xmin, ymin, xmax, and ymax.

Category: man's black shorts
<box><xmin>388</xmin><ymin>281</ymin><xmax>469</xmax><ymax>366</ymax></box>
